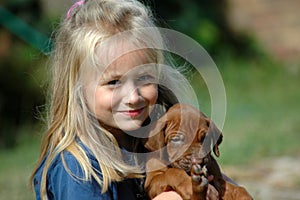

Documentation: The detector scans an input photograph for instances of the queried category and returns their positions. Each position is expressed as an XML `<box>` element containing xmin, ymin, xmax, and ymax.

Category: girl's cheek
<box><xmin>92</xmin><ymin>88</ymin><xmax>116</xmax><ymax>113</ymax></box>
<box><xmin>140</xmin><ymin>84</ymin><xmax>158</xmax><ymax>104</ymax></box>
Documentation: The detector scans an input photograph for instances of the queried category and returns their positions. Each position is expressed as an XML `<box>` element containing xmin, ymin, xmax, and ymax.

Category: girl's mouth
<box><xmin>122</xmin><ymin>107</ymin><xmax>145</xmax><ymax>117</ymax></box>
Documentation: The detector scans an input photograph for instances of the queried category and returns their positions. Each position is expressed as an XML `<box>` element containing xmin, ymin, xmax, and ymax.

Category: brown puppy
<box><xmin>143</xmin><ymin>104</ymin><xmax>252</xmax><ymax>200</ymax></box>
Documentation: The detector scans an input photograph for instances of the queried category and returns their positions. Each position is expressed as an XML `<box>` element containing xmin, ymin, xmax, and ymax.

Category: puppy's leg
<box><xmin>222</xmin><ymin>182</ymin><xmax>253</xmax><ymax>200</ymax></box>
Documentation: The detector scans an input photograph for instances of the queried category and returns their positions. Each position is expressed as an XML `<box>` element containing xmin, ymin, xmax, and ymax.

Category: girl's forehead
<box><xmin>100</xmin><ymin>50</ymin><xmax>158</xmax><ymax>78</ymax></box>
<box><xmin>95</xmin><ymin>40</ymin><xmax>156</xmax><ymax>66</ymax></box>
<box><xmin>95</xmin><ymin>34</ymin><xmax>158</xmax><ymax>67</ymax></box>
<box><xmin>111</xmin><ymin>49</ymin><xmax>153</xmax><ymax>66</ymax></box>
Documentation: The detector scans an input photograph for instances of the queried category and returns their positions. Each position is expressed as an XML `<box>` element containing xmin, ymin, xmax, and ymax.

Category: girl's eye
<box><xmin>107</xmin><ymin>79</ymin><xmax>121</xmax><ymax>85</ymax></box>
<box><xmin>138</xmin><ymin>75</ymin><xmax>156</xmax><ymax>83</ymax></box>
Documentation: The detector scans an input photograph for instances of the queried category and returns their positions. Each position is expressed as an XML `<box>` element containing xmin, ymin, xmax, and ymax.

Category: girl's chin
<box><xmin>117</xmin><ymin>119</ymin><xmax>153</xmax><ymax>136</ymax></box>
<box><xmin>114</xmin><ymin>115</ymin><xmax>148</xmax><ymax>130</ymax></box>
<box><xmin>117</xmin><ymin>122</ymin><xmax>144</xmax><ymax>132</ymax></box>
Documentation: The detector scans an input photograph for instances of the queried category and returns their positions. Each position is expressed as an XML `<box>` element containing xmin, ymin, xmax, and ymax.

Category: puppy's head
<box><xmin>143</xmin><ymin>103</ymin><xmax>223</xmax><ymax>172</ymax></box>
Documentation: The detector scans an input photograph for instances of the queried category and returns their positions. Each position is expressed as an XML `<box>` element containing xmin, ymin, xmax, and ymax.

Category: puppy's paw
<box><xmin>191</xmin><ymin>164</ymin><xmax>209</xmax><ymax>193</ymax></box>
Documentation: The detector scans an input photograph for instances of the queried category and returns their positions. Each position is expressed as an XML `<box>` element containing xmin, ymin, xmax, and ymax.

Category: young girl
<box><xmin>31</xmin><ymin>0</ymin><xmax>219</xmax><ymax>199</ymax></box>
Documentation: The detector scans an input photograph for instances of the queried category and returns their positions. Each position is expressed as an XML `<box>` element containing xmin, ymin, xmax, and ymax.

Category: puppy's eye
<box><xmin>169</xmin><ymin>134</ymin><xmax>185</xmax><ymax>145</ymax></box>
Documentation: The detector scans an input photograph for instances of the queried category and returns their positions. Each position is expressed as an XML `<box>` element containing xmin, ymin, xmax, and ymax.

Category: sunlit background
<box><xmin>1</xmin><ymin>0</ymin><xmax>300</xmax><ymax>199</ymax></box>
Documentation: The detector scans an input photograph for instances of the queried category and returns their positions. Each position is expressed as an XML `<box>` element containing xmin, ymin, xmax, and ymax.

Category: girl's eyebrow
<box><xmin>99</xmin><ymin>64</ymin><xmax>157</xmax><ymax>81</ymax></box>
<box><xmin>100</xmin><ymin>69</ymin><xmax>122</xmax><ymax>80</ymax></box>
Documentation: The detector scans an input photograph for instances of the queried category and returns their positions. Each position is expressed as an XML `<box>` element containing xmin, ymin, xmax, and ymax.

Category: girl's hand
<box><xmin>152</xmin><ymin>191</ymin><xmax>183</xmax><ymax>200</ymax></box>
<box><xmin>152</xmin><ymin>184</ymin><xmax>219</xmax><ymax>200</ymax></box>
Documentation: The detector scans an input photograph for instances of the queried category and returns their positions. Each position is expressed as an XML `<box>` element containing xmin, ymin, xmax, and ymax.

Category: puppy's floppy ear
<box><xmin>143</xmin><ymin>116</ymin><xmax>167</xmax><ymax>152</ymax></box>
<box><xmin>207</xmin><ymin>120</ymin><xmax>223</xmax><ymax>157</ymax></box>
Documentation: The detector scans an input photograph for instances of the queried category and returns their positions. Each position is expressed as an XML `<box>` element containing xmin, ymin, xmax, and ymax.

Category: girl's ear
<box><xmin>142</xmin><ymin>116</ymin><xmax>167</xmax><ymax>152</ymax></box>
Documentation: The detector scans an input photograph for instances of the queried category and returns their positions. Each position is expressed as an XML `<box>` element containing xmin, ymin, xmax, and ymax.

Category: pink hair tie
<box><xmin>66</xmin><ymin>0</ymin><xmax>85</xmax><ymax>19</ymax></box>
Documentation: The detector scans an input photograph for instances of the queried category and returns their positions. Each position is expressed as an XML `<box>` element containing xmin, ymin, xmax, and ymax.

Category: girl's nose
<box><xmin>123</xmin><ymin>82</ymin><xmax>142</xmax><ymax>105</ymax></box>
<box><xmin>127</xmin><ymin>87</ymin><xmax>141</xmax><ymax>105</ymax></box>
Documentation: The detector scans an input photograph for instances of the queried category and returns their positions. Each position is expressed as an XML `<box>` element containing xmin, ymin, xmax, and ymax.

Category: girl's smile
<box><xmin>118</xmin><ymin>107</ymin><xmax>146</xmax><ymax>117</ymax></box>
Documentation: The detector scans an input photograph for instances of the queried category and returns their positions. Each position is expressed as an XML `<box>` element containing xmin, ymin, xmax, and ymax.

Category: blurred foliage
<box><xmin>0</xmin><ymin>42</ymin><xmax>47</xmax><ymax>148</ymax></box>
<box><xmin>148</xmin><ymin>0</ymin><xmax>264</xmax><ymax>59</ymax></box>
<box><xmin>0</xmin><ymin>0</ymin><xmax>49</xmax><ymax>149</ymax></box>
<box><xmin>190</xmin><ymin>52</ymin><xmax>300</xmax><ymax>164</ymax></box>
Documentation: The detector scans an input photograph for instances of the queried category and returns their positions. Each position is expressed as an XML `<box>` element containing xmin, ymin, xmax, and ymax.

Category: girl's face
<box><xmin>89</xmin><ymin>50</ymin><xmax>158</xmax><ymax>133</ymax></box>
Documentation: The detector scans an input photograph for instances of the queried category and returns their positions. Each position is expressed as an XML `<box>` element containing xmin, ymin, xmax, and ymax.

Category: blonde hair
<box><xmin>31</xmin><ymin>0</ymin><xmax>193</xmax><ymax>199</ymax></box>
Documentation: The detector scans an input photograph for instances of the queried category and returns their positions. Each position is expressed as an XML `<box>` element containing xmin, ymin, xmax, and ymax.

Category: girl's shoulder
<box><xmin>43</xmin><ymin>141</ymin><xmax>100</xmax><ymax>179</ymax></box>
<box><xmin>33</xmin><ymin>140</ymin><xmax>100</xmax><ymax>182</ymax></box>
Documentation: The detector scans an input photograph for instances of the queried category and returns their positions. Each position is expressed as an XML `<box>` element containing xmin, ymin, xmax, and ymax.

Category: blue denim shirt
<box><xmin>33</xmin><ymin>144</ymin><xmax>147</xmax><ymax>200</ymax></box>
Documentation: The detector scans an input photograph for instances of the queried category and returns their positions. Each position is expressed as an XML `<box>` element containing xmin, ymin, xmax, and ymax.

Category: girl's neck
<box><xmin>114</xmin><ymin>131</ymin><xmax>135</xmax><ymax>151</ymax></box>
<box><xmin>100</xmin><ymin>124</ymin><xmax>136</xmax><ymax>151</ymax></box>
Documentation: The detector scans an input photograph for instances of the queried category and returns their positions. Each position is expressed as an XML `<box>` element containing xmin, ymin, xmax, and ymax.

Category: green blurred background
<box><xmin>1</xmin><ymin>0</ymin><xmax>300</xmax><ymax>199</ymax></box>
